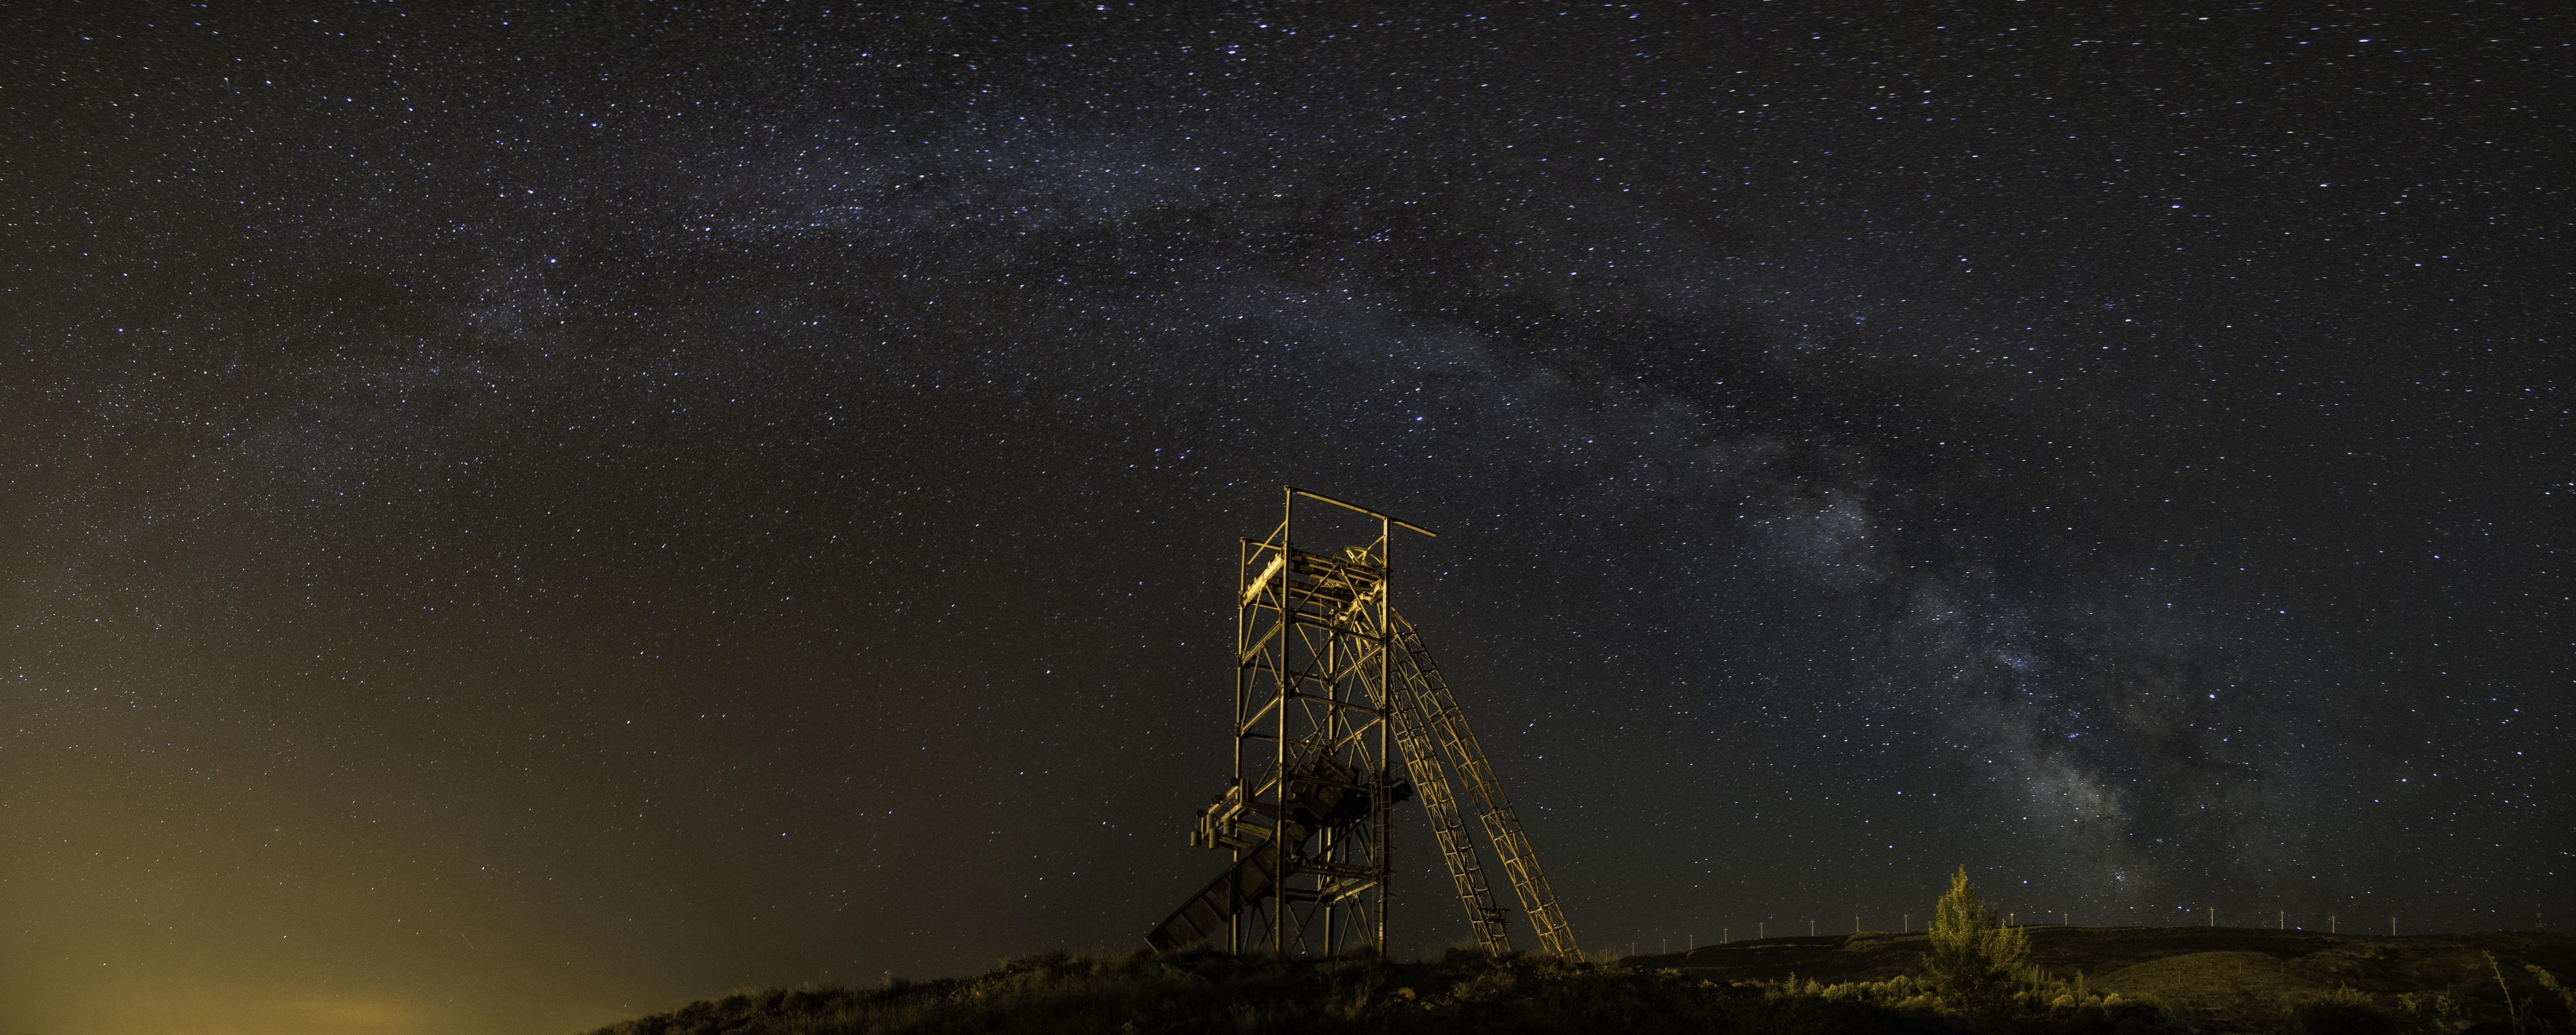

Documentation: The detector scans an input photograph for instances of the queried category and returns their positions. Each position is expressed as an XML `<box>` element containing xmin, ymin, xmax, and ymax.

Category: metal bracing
<box><xmin>1388</xmin><ymin>610</ymin><xmax>1582</xmax><ymax>960</ymax></box>
<box><xmin>1147</xmin><ymin>486</ymin><xmax>1576</xmax><ymax>961</ymax></box>
<box><xmin>1151</xmin><ymin>487</ymin><xmax>1407</xmax><ymax>958</ymax></box>
<box><xmin>1381</xmin><ymin>670</ymin><xmax>1513</xmax><ymax>952</ymax></box>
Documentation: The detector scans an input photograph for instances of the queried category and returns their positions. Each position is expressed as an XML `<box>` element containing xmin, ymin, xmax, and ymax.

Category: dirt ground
<box><xmin>1626</xmin><ymin>927</ymin><xmax>2576</xmax><ymax>1031</ymax></box>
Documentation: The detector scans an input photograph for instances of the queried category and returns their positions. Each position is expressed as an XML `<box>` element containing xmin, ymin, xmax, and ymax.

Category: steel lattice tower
<box><xmin>1147</xmin><ymin>486</ymin><xmax>1581</xmax><ymax>961</ymax></box>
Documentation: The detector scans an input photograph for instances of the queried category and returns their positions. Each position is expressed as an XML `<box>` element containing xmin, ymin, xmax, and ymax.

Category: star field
<box><xmin>3</xmin><ymin>4</ymin><xmax>2565</xmax><ymax>1033</ymax></box>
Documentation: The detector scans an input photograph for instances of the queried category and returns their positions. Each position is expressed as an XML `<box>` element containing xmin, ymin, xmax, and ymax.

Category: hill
<box><xmin>581</xmin><ymin>928</ymin><xmax>2576</xmax><ymax>1035</ymax></box>
<box><xmin>581</xmin><ymin>947</ymin><xmax>1956</xmax><ymax>1035</ymax></box>
<box><xmin>1632</xmin><ymin>926</ymin><xmax>2576</xmax><ymax>1031</ymax></box>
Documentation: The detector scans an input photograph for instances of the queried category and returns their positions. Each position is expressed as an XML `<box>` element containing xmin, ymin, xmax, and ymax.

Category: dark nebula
<box><xmin>3</xmin><ymin>4</ymin><xmax>2562</xmax><ymax>1031</ymax></box>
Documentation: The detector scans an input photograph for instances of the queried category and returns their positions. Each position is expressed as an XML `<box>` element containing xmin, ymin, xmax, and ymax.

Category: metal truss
<box><xmin>1388</xmin><ymin>610</ymin><xmax>1581</xmax><ymax>959</ymax></box>
<box><xmin>1147</xmin><ymin>486</ymin><xmax>1580</xmax><ymax>962</ymax></box>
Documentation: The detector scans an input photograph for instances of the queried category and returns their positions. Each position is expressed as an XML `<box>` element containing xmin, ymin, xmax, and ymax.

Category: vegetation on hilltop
<box><xmin>580</xmin><ymin>945</ymin><xmax>2191</xmax><ymax>1035</ymax></box>
<box><xmin>585</xmin><ymin>866</ymin><xmax>2576</xmax><ymax>1035</ymax></box>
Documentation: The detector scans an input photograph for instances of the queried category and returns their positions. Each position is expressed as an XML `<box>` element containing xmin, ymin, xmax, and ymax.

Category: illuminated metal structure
<box><xmin>1145</xmin><ymin>487</ymin><xmax>1579</xmax><ymax>959</ymax></box>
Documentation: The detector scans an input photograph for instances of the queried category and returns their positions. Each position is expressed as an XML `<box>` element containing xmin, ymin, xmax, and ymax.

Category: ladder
<box><xmin>1380</xmin><ymin>641</ymin><xmax>1512</xmax><ymax>952</ymax></box>
<box><xmin>1388</xmin><ymin>610</ymin><xmax>1581</xmax><ymax>960</ymax></box>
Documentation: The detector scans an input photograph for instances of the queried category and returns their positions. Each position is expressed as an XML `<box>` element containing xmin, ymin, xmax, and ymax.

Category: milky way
<box><xmin>6</xmin><ymin>5</ymin><xmax>2563</xmax><ymax>1032</ymax></box>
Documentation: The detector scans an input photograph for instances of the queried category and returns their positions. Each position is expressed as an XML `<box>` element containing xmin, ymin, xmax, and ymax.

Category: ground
<box><xmin>1629</xmin><ymin>926</ymin><xmax>2576</xmax><ymax>1031</ymax></box>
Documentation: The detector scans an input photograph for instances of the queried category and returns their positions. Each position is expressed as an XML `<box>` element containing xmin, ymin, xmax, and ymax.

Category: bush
<box><xmin>1921</xmin><ymin>864</ymin><xmax>2031</xmax><ymax>1016</ymax></box>
<box><xmin>2529</xmin><ymin>965</ymin><xmax>2576</xmax><ymax>1030</ymax></box>
<box><xmin>2285</xmin><ymin>986</ymin><xmax>2396</xmax><ymax>1035</ymax></box>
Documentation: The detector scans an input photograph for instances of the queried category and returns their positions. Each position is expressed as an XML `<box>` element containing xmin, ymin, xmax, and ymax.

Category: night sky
<box><xmin>5</xmin><ymin>3</ymin><xmax>2566</xmax><ymax>1033</ymax></box>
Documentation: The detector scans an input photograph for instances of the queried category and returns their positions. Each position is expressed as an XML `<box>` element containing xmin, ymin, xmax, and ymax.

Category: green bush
<box><xmin>1921</xmin><ymin>864</ymin><xmax>2031</xmax><ymax>1015</ymax></box>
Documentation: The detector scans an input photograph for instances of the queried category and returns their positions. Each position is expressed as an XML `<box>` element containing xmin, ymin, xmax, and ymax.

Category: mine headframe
<box><xmin>1144</xmin><ymin>486</ymin><xmax>1579</xmax><ymax>960</ymax></box>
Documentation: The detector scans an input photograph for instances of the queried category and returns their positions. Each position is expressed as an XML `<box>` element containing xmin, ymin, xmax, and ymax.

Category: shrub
<box><xmin>2527</xmin><ymin>965</ymin><xmax>2576</xmax><ymax>1029</ymax></box>
<box><xmin>2391</xmin><ymin>991</ymin><xmax>2461</xmax><ymax>1035</ymax></box>
<box><xmin>2285</xmin><ymin>986</ymin><xmax>2396</xmax><ymax>1035</ymax></box>
<box><xmin>1921</xmin><ymin>864</ymin><xmax>2031</xmax><ymax>1015</ymax></box>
